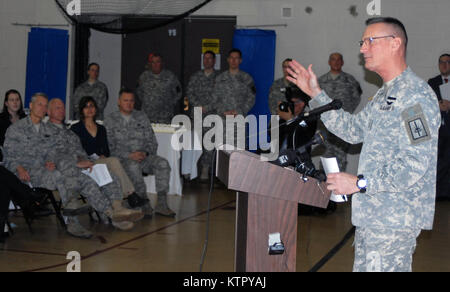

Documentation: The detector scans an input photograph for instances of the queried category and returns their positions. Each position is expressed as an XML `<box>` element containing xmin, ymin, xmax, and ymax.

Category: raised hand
<box><xmin>286</xmin><ymin>60</ymin><xmax>322</xmax><ymax>98</ymax></box>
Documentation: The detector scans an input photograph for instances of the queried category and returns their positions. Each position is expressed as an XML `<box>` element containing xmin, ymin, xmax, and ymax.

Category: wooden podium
<box><xmin>216</xmin><ymin>149</ymin><xmax>331</xmax><ymax>272</ymax></box>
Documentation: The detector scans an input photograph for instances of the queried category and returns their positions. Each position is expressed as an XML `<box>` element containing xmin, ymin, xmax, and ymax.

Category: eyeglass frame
<box><xmin>358</xmin><ymin>35</ymin><xmax>396</xmax><ymax>48</ymax></box>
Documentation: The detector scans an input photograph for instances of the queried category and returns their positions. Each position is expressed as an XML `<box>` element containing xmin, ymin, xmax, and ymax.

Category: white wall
<box><xmin>89</xmin><ymin>30</ymin><xmax>122</xmax><ymax>117</ymax></box>
<box><xmin>0</xmin><ymin>0</ymin><xmax>71</xmax><ymax>108</ymax></box>
<box><xmin>194</xmin><ymin>0</ymin><xmax>450</xmax><ymax>174</ymax></box>
<box><xmin>1</xmin><ymin>0</ymin><xmax>449</xmax><ymax>173</ymax></box>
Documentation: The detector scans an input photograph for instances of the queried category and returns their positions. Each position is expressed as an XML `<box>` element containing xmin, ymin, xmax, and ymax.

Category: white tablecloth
<box><xmin>181</xmin><ymin>130</ymin><xmax>203</xmax><ymax>180</ymax></box>
<box><xmin>144</xmin><ymin>128</ymin><xmax>202</xmax><ymax>196</ymax></box>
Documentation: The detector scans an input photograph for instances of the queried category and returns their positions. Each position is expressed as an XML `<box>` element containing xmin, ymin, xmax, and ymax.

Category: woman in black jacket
<box><xmin>0</xmin><ymin>89</ymin><xmax>26</xmax><ymax>160</ymax></box>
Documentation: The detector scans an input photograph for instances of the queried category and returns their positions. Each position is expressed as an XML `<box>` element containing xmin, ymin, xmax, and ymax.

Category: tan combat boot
<box><xmin>154</xmin><ymin>192</ymin><xmax>176</xmax><ymax>217</ymax></box>
<box><xmin>111</xmin><ymin>220</ymin><xmax>134</xmax><ymax>231</ymax></box>
<box><xmin>105</xmin><ymin>201</ymin><xmax>144</xmax><ymax>223</ymax></box>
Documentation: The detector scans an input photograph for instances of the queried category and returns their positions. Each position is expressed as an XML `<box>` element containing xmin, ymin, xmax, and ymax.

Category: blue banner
<box><xmin>232</xmin><ymin>29</ymin><xmax>276</xmax><ymax>151</ymax></box>
<box><xmin>25</xmin><ymin>28</ymin><xmax>69</xmax><ymax>107</ymax></box>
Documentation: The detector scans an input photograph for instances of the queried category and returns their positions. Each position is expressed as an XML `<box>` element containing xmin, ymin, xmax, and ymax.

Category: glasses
<box><xmin>358</xmin><ymin>35</ymin><xmax>395</xmax><ymax>47</ymax></box>
<box><xmin>439</xmin><ymin>60</ymin><xmax>450</xmax><ymax>65</ymax></box>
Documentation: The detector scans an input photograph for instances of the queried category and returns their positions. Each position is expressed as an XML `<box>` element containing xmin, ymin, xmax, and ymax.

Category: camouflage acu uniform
<box><xmin>268</xmin><ymin>78</ymin><xmax>292</xmax><ymax>115</ymax></box>
<box><xmin>136</xmin><ymin>69</ymin><xmax>182</xmax><ymax>124</ymax></box>
<box><xmin>4</xmin><ymin>117</ymin><xmax>66</xmax><ymax>197</ymax></box>
<box><xmin>47</xmin><ymin>122</ymin><xmax>123</xmax><ymax>210</ymax></box>
<box><xmin>186</xmin><ymin>70</ymin><xmax>219</xmax><ymax>167</ymax></box>
<box><xmin>211</xmin><ymin>70</ymin><xmax>256</xmax><ymax>147</ymax></box>
<box><xmin>104</xmin><ymin>110</ymin><xmax>170</xmax><ymax>200</ymax></box>
<box><xmin>72</xmin><ymin>80</ymin><xmax>109</xmax><ymax>120</ymax></box>
<box><xmin>310</xmin><ymin>67</ymin><xmax>441</xmax><ymax>272</ymax></box>
<box><xmin>318</xmin><ymin>71</ymin><xmax>362</xmax><ymax>171</ymax></box>
<box><xmin>187</xmin><ymin>70</ymin><xmax>219</xmax><ymax>118</ymax></box>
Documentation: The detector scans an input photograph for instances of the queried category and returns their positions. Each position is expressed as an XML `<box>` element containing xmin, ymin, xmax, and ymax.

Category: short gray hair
<box><xmin>31</xmin><ymin>92</ymin><xmax>49</xmax><ymax>103</ymax></box>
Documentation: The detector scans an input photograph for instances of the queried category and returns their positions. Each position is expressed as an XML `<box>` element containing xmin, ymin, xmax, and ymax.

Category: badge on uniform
<box><xmin>379</xmin><ymin>96</ymin><xmax>397</xmax><ymax>111</ymax></box>
<box><xmin>401</xmin><ymin>104</ymin><xmax>431</xmax><ymax>145</ymax></box>
<box><xmin>386</xmin><ymin>96</ymin><xmax>396</xmax><ymax>105</ymax></box>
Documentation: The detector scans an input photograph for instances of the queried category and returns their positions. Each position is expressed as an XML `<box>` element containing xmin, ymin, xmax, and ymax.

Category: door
<box><xmin>121</xmin><ymin>16</ymin><xmax>236</xmax><ymax>112</ymax></box>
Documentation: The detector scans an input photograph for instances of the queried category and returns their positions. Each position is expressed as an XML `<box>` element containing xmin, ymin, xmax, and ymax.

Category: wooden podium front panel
<box><xmin>235</xmin><ymin>192</ymin><xmax>298</xmax><ymax>272</ymax></box>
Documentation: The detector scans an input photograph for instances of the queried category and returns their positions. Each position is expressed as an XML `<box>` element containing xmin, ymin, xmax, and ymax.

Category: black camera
<box><xmin>278</xmin><ymin>101</ymin><xmax>294</xmax><ymax>113</ymax></box>
<box><xmin>278</xmin><ymin>86</ymin><xmax>310</xmax><ymax>113</ymax></box>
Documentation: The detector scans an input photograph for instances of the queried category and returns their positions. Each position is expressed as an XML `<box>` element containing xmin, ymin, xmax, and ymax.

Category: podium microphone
<box><xmin>273</xmin><ymin>131</ymin><xmax>327</xmax><ymax>167</ymax></box>
<box><xmin>297</xmin><ymin>131</ymin><xmax>327</xmax><ymax>154</ymax></box>
<box><xmin>272</xmin><ymin>148</ymin><xmax>297</xmax><ymax>167</ymax></box>
<box><xmin>301</xmin><ymin>99</ymin><xmax>343</xmax><ymax>118</ymax></box>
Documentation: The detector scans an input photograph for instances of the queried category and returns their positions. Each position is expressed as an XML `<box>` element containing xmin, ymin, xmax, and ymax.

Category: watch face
<box><xmin>358</xmin><ymin>178</ymin><xmax>367</xmax><ymax>189</ymax></box>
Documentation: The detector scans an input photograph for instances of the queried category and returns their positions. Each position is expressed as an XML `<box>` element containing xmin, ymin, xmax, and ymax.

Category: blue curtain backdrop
<box><xmin>25</xmin><ymin>28</ymin><xmax>69</xmax><ymax>107</ymax></box>
<box><xmin>232</xmin><ymin>29</ymin><xmax>276</xmax><ymax>151</ymax></box>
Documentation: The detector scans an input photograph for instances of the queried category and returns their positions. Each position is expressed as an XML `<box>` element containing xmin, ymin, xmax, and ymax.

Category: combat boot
<box><xmin>111</xmin><ymin>220</ymin><xmax>134</xmax><ymax>231</ymax></box>
<box><xmin>62</xmin><ymin>198</ymin><xmax>92</xmax><ymax>217</ymax></box>
<box><xmin>66</xmin><ymin>217</ymin><xmax>93</xmax><ymax>239</ymax></box>
<box><xmin>141</xmin><ymin>202</ymin><xmax>154</xmax><ymax>219</ymax></box>
<box><xmin>154</xmin><ymin>192</ymin><xmax>176</xmax><ymax>217</ymax></box>
<box><xmin>110</xmin><ymin>200</ymin><xmax>144</xmax><ymax>222</ymax></box>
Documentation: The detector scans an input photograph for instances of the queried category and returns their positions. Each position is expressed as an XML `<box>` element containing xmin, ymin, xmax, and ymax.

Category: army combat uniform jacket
<box><xmin>310</xmin><ymin>67</ymin><xmax>440</xmax><ymax>231</ymax></box>
<box><xmin>136</xmin><ymin>69</ymin><xmax>182</xmax><ymax>124</ymax></box>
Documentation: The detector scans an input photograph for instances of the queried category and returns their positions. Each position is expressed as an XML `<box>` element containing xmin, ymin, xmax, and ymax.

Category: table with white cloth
<box><xmin>144</xmin><ymin>124</ymin><xmax>202</xmax><ymax>196</ymax></box>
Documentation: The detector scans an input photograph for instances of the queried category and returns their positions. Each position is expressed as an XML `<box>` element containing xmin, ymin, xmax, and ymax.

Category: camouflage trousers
<box><xmin>28</xmin><ymin>167</ymin><xmax>62</xmax><ymax>191</ymax></box>
<box><xmin>353</xmin><ymin>227</ymin><xmax>421</xmax><ymax>272</ymax></box>
<box><xmin>59</xmin><ymin>166</ymin><xmax>123</xmax><ymax>213</ymax></box>
<box><xmin>120</xmin><ymin>154</ymin><xmax>171</xmax><ymax>199</ymax></box>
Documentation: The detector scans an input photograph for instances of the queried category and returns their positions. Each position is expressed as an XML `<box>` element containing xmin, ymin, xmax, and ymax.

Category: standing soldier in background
<box><xmin>318</xmin><ymin>52</ymin><xmax>362</xmax><ymax>171</ymax></box>
<box><xmin>268</xmin><ymin>58</ymin><xmax>297</xmax><ymax>115</ymax></box>
<box><xmin>72</xmin><ymin>63</ymin><xmax>109</xmax><ymax>120</ymax></box>
<box><xmin>211</xmin><ymin>49</ymin><xmax>256</xmax><ymax>148</ymax></box>
<box><xmin>186</xmin><ymin>51</ymin><xmax>219</xmax><ymax>180</ymax></box>
<box><xmin>136</xmin><ymin>53</ymin><xmax>182</xmax><ymax>124</ymax></box>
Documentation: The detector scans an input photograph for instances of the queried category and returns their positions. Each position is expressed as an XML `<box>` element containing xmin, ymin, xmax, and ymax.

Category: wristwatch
<box><xmin>356</xmin><ymin>174</ymin><xmax>367</xmax><ymax>193</ymax></box>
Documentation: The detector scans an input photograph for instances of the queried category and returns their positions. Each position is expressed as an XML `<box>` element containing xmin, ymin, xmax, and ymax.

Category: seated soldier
<box><xmin>104</xmin><ymin>88</ymin><xmax>175</xmax><ymax>218</ymax></box>
<box><xmin>4</xmin><ymin>94</ymin><xmax>142</xmax><ymax>239</ymax></box>
<box><xmin>70</xmin><ymin>96</ymin><xmax>144</xmax><ymax>207</ymax></box>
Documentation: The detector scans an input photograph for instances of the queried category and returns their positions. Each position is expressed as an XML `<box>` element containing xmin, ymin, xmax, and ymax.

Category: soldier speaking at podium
<box><xmin>287</xmin><ymin>17</ymin><xmax>440</xmax><ymax>272</ymax></box>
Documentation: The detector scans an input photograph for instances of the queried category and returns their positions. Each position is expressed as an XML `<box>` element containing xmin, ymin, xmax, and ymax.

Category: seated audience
<box><xmin>104</xmin><ymin>88</ymin><xmax>175</xmax><ymax>218</ymax></box>
<box><xmin>4</xmin><ymin>93</ymin><xmax>142</xmax><ymax>239</ymax></box>
<box><xmin>71</xmin><ymin>96</ymin><xmax>145</xmax><ymax>207</ymax></box>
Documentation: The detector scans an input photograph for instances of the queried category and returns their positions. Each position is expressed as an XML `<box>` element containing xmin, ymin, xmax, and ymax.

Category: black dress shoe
<box><xmin>127</xmin><ymin>193</ymin><xmax>149</xmax><ymax>208</ymax></box>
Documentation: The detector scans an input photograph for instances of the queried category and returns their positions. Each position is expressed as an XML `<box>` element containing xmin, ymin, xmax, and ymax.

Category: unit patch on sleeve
<box><xmin>401</xmin><ymin>104</ymin><xmax>431</xmax><ymax>145</ymax></box>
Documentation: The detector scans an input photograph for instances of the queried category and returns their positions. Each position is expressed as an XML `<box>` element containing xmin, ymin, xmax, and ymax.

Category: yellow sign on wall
<box><xmin>202</xmin><ymin>39</ymin><xmax>220</xmax><ymax>54</ymax></box>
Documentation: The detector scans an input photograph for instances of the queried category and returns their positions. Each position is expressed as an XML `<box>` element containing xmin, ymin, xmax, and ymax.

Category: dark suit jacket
<box><xmin>428</xmin><ymin>75</ymin><xmax>450</xmax><ymax>136</ymax></box>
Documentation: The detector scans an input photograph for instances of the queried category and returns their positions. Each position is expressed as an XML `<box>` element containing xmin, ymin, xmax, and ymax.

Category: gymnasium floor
<box><xmin>0</xmin><ymin>180</ymin><xmax>449</xmax><ymax>272</ymax></box>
